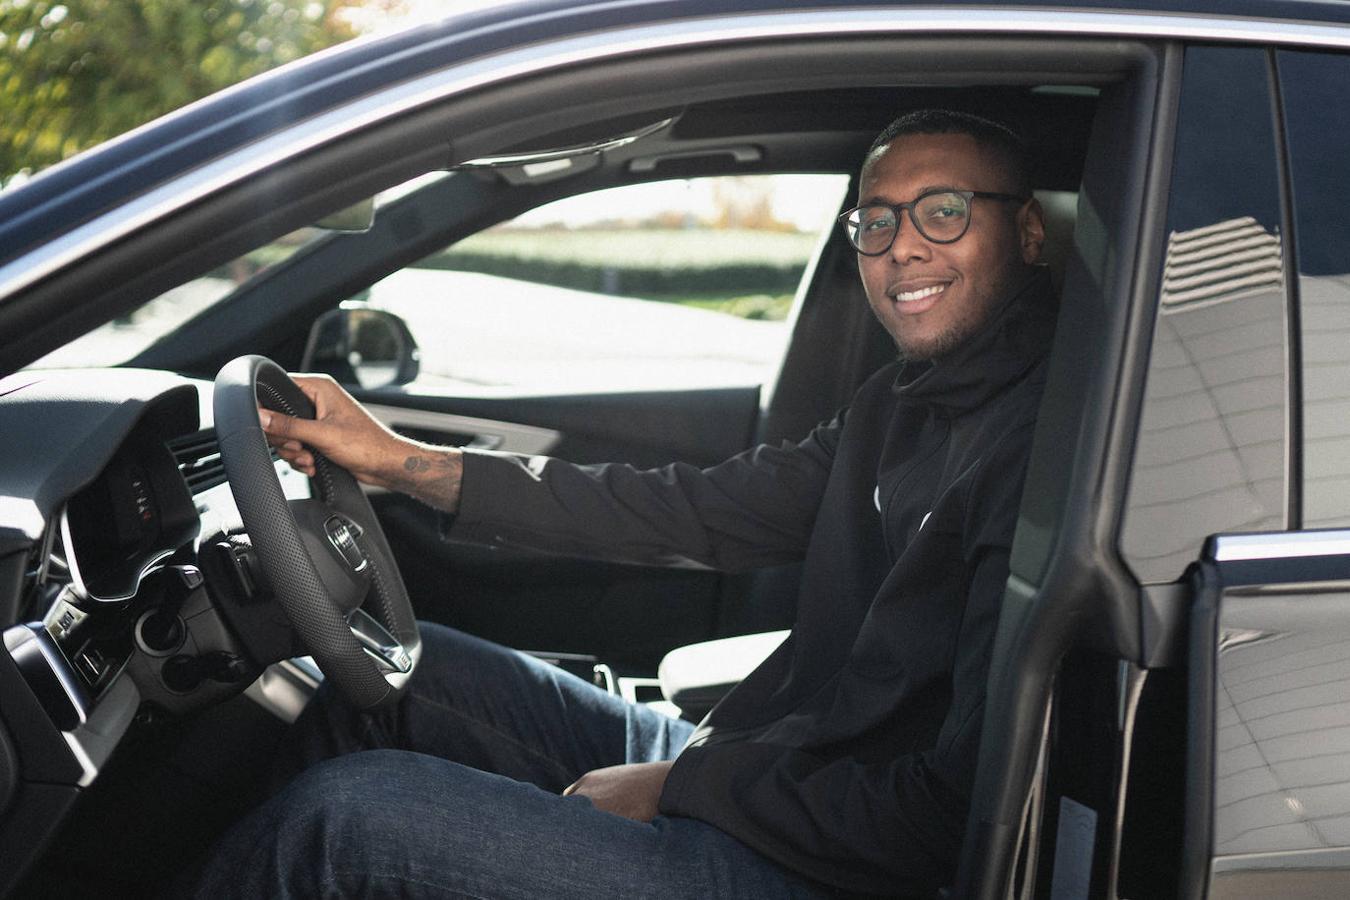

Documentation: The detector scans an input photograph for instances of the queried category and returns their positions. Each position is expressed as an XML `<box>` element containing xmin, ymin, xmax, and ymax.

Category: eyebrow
<box><xmin>860</xmin><ymin>184</ymin><xmax>961</xmax><ymax>205</ymax></box>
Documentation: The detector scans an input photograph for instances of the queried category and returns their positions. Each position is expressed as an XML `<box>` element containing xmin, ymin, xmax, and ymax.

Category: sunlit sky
<box><xmin>515</xmin><ymin>176</ymin><xmax>850</xmax><ymax>233</ymax></box>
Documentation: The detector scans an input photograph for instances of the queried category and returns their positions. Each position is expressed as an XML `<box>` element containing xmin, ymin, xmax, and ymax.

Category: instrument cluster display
<box><xmin>64</xmin><ymin>437</ymin><xmax>198</xmax><ymax>603</ymax></box>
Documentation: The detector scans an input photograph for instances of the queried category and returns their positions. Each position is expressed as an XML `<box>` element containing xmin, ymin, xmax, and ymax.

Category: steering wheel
<box><xmin>213</xmin><ymin>355</ymin><xmax>421</xmax><ymax>709</ymax></box>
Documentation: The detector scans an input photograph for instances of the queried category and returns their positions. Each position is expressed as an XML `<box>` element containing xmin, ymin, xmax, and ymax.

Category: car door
<box><xmin>1109</xmin><ymin>43</ymin><xmax>1290</xmax><ymax>900</ymax></box>
<box><xmin>962</xmin><ymin>37</ymin><xmax>1350</xmax><ymax>900</ymax></box>
<box><xmin>1172</xmin><ymin>46</ymin><xmax>1350</xmax><ymax>900</ymax></box>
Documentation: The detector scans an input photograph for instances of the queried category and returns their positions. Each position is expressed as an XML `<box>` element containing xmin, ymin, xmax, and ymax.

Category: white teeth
<box><xmin>895</xmin><ymin>284</ymin><xmax>945</xmax><ymax>302</ymax></box>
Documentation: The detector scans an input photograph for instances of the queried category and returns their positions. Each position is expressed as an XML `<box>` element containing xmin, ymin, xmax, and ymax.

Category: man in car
<box><xmin>192</xmin><ymin>109</ymin><xmax>1052</xmax><ymax>898</ymax></box>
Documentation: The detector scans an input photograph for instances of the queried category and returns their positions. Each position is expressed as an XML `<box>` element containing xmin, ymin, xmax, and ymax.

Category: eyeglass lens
<box><xmin>847</xmin><ymin>191</ymin><xmax>971</xmax><ymax>253</ymax></box>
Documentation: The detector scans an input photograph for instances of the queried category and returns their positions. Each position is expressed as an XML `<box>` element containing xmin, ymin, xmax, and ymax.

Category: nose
<box><xmin>889</xmin><ymin>210</ymin><xmax>931</xmax><ymax>263</ymax></box>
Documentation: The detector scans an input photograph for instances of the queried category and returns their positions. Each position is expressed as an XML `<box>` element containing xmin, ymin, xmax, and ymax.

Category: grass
<box><xmin>676</xmin><ymin>293</ymin><xmax>795</xmax><ymax>320</ymax></box>
<box><xmin>419</xmin><ymin>227</ymin><xmax>816</xmax><ymax>318</ymax></box>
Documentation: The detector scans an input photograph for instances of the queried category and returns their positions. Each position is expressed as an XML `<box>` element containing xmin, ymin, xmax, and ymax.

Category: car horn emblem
<box><xmin>324</xmin><ymin>516</ymin><xmax>368</xmax><ymax>572</ymax></box>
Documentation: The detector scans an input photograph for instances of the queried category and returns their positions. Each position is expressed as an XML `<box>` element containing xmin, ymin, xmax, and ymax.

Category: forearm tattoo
<box><xmin>390</xmin><ymin>449</ymin><xmax>463</xmax><ymax>512</ymax></box>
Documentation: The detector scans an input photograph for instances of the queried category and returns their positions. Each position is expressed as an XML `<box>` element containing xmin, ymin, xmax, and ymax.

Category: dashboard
<box><xmin>61</xmin><ymin>426</ymin><xmax>200</xmax><ymax>609</ymax></box>
<box><xmin>0</xmin><ymin>367</ymin><xmax>312</xmax><ymax>892</ymax></box>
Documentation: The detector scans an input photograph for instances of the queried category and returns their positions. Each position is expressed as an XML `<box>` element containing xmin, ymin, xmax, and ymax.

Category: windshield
<box><xmin>23</xmin><ymin>171</ymin><xmax>451</xmax><ymax>371</ymax></box>
<box><xmin>27</xmin><ymin>227</ymin><xmax>326</xmax><ymax>369</ymax></box>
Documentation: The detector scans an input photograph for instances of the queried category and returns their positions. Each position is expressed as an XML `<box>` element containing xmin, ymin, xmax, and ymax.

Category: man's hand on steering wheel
<box><xmin>214</xmin><ymin>357</ymin><xmax>423</xmax><ymax>709</ymax></box>
<box><xmin>259</xmin><ymin>374</ymin><xmax>465</xmax><ymax>514</ymax></box>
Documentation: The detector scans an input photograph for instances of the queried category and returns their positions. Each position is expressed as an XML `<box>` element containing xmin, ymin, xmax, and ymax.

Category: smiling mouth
<box><xmin>894</xmin><ymin>284</ymin><xmax>946</xmax><ymax>303</ymax></box>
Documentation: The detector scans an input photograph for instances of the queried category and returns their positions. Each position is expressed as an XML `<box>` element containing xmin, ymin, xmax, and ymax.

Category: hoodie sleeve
<box><xmin>445</xmin><ymin>413</ymin><xmax>844</xmax><ymax>572</ymax></box>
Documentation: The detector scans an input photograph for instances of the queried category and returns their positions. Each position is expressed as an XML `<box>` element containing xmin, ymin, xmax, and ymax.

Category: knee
<box><xmin>280</xmin><ymin>749</ymin><xmax>414</xmax><ymax>837</ymax></box>
<box><xmin>194</xmin><ymin>751</ymin><xmax>433</xmax><ymax>898</ymax></box>
<box><xmin>410</xmin><ymin>620</ymin><xmax>508</xmax><ymax>683</ymax></box>
<box><xmin>407</xmin><ymin>621</ymin><xmax>554</xmax><ymax>702</ymax></box>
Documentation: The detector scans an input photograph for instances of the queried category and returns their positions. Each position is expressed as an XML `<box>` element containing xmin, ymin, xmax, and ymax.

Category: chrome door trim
<box><xmin>1212</xmin><ymin>530</ymin><xmax>1350</xmax><ymax>562</ymax></box>
<box><xmin>1213</xmin><ymin>847</ymin><xmax>1350</xmax><ymax>872</ymax></box>
<box><xmin>365</xmin><ymin>404</ymin><xmax>560</xmax><ymax>456</ymax></box>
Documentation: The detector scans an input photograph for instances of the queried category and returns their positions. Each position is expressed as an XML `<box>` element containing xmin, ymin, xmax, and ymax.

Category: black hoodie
<box><xmin>450</xmin><ymin>268</ymin><xmax>1059</xmax><ymax>896</ymax></box>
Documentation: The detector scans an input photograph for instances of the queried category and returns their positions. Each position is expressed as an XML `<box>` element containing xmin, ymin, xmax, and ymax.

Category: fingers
<box><xmin>259</xmin><ymin>423</ymin><xmax>315</xmax><ymax>474</ymax></box>
<box><xmin>276</xmin><ymin>444</ymin><xmax>317</xmax><ymax>476</ymax></box>
<box><xmin>286</xmin><ymin>453</ymin><xmax>317</xmax><ymax>477</ymax></box>
<box><xmin>290</xmin><ymin>373</ymin><xmax>349</xmax><ymax>417</ymax></box>
<box><xmin>256</xmin><ymin>407</ymin><xmax>320</xmax><ymax>475</ymax></box>
<box><xmin>290</xmin><ymin>373</ymin><xmax>335</xmax><ymax>392</ymax></box>
<box><xmin>251</xmin><ymin>373</ymin><xmax>389</xmax><ymax>483</ymax></box>
<box><xmin>258</xmin><ymin>407</ymin><xmax>320</xmax><ymax>445</ymax></box>
<box><xmin>255</xmin><ymin>374</ymin><xmax>343</xmax><ymax>439</ymax></box>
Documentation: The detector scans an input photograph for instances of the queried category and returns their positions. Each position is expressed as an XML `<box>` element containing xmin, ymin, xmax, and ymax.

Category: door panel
<box><xmin>1186</xmin><ymin>533</ymin><xmax>1350</xmax><ymax>899</ymax></box>
<box><xmin>366</xmin><ymin>386</ymin><xmax>762</xmax><ymax>469</ymax></box>
<box><xmin>366</xmin><ymin>404</ymin><xmax>561</xmax><ymax>456</ymax></box>
<box><xmin>1193</xmin><ymin>47</ymin><xmax>1350</xmax><ymax>897</ymax></box>
<box><xmin>1278</xmin><ymin>49</ymin><xmax>1350</xmax><ymax>529</ymax></box>
<box><xmin>355</xmin><ymin>384</ymin><xmax>763</xmax><ymax>673</ymax></box>
<box><xmin>1118</xmin><ymin>44</ymin><xmax>1288</xmax><ymax>586</ymax></box>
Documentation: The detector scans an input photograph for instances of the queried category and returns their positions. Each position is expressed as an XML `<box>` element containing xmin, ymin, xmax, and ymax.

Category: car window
<box><xmin>21</xmin><ymin>175</ymin><xmax>445</xmax><ymax>372</ymax></box>
<box><xmin>357</xmin><ymin>174</ymin><xmax>850</xmax><ymax>394</ymax></box>
<box><xmin>1119</xmin><ymin>46</ymin><xmax>1288</xmax><ymax>584</ymax></box>
<box><xmin>1279</xmin><ymin>50</ymin><xmax>1350</xmax><ymax>530</ymax></box>
<box><xmin>25</xmin><ymin>228</ymin><xmax>323</xmax><ymax>369</ymax></box>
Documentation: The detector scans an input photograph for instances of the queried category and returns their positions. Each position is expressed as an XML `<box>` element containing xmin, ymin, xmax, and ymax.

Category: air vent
<box><xmin>168</xmin><ymin>428</ymin><xmax>283</xmax><ymax>494</ymax></box>
<box><xmin>168</xmin><ymin>429</ymin><xmax>227</xmax><ymax>494</ymax></box>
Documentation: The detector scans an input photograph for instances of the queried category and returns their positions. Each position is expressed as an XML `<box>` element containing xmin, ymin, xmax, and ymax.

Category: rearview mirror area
<box><xmin>313</xmin><ymin>197</ymin><xmax>377</xmax><ymax>233</ymax></box>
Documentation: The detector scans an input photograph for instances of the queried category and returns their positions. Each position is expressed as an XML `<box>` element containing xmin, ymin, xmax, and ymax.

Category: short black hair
<box><xmin>863</xmin><ymin>109</ymin><xmax>1031</xmax><ymax>197</ymax></box>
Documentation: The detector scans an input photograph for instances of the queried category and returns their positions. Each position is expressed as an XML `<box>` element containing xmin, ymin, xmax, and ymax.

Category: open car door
<box><xmin>961</xmin><ymin>39</ymin><xmax>1350</xmax><ymax>900</ymax></box>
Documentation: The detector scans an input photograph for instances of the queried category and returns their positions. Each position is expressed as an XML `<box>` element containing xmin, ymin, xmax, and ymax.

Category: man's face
<box><xmin>856</xmin><ymin>132</ymin><xmax>1044</xmax><ymax>360</ymax></box>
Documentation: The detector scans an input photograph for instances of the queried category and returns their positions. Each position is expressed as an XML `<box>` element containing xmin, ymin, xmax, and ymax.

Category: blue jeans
<box><xmin>190</xmin><ymin>623</ymin><xmax>835</xmax><ymax>898</ymax></box>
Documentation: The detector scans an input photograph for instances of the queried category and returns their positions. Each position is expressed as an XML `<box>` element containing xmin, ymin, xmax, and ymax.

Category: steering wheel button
<box><xmin>325</xmin><ymin>516</ymin><xmax>369</xmax><ymax>572</ymax></box>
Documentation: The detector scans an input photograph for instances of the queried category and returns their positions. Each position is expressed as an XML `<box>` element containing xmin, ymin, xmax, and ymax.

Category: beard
<box><xmin>885</xmin><ymin>263</ymin><xmax>1031</xmax><ymax>362</ymax></box>
<box><xmin>887</xmin><ymin>287</ymin><xmax>999</xmax><ymax>362</ymax></box>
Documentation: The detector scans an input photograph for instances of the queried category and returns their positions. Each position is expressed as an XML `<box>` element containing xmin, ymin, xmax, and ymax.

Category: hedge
<box><xmin>416</xmin><ymin>228</ymin><xmax>817</xmax><ymax>299</ymax></box>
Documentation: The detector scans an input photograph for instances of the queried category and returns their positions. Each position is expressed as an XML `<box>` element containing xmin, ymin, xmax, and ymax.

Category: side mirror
<box><xmin>301</xmin><ymin>305</ymin><xmax>420</xmax><ymax>389</ymax></box>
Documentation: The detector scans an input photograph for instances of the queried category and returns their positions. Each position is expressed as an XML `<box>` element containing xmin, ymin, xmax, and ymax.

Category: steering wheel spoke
<box><xmin>348</xmin><ymin>608</ymin><xmax>416</xmax><ymax>674</ymax></box>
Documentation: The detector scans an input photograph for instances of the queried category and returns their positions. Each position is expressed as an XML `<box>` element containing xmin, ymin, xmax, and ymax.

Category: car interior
<box><xmin>0</xmin><ymin>29</ymin><xmax>1169</xmax><ymax>896</ymax></box>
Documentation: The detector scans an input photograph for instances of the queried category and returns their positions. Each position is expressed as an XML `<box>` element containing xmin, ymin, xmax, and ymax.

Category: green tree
<box><xmin>0</xmin><ymin>0</ymin><xmax>389</xmax><ymax>182</ymax></box>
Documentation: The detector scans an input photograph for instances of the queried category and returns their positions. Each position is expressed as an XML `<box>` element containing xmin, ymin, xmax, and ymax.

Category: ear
<box><xmin>1016</xmin><ymin>197</ymin><xmax>1046</xmax><ymax>264</ymax></box>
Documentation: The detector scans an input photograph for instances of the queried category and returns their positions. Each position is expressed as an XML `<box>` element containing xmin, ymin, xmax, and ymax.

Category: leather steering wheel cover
<box><xmin>214</xmin><ymin>355</ymin><xmax>419</xmax><ymax>709</ymax></box>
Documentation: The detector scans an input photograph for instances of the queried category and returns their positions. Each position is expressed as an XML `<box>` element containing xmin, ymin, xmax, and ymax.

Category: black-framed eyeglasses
<box><xmin>838</xmin><ymin>189</ymin><xmax>1028</xmax><ymax>255</ymax></box>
